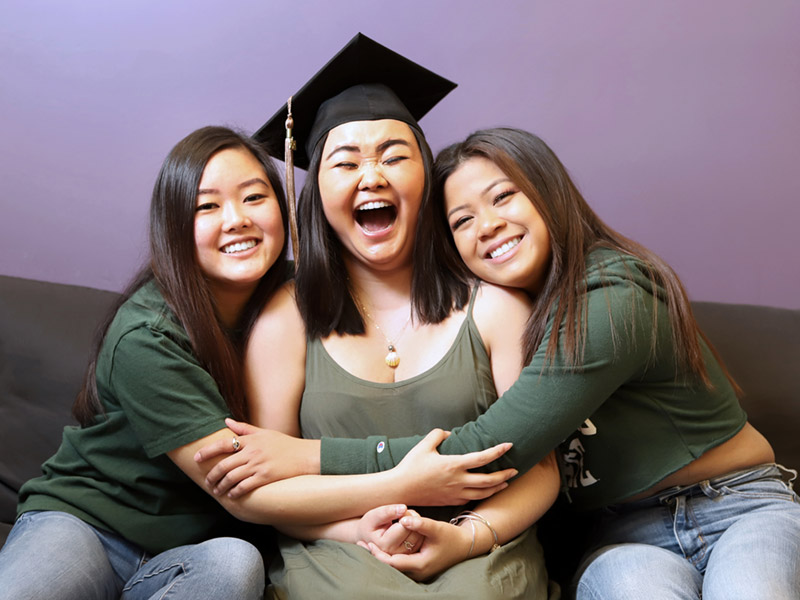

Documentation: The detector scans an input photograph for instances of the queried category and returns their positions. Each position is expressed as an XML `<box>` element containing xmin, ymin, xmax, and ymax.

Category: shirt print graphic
<box><xmin>562</xmin><ymin>418</ymin><xmax>599</xmax><ymax>489</ymax></box>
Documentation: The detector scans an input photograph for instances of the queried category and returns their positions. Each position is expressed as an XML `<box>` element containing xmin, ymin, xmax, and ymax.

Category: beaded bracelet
<box><xmin>449</xmin><ymin>510</ymin><xmax>500</xmax><ymax>558</ymax></box>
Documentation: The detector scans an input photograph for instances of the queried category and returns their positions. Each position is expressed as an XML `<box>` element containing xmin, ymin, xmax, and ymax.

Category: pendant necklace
<box><xmin>356</xmin><ymin>298</ymin><xmax>412</xmax><ymax>369</ymax></box>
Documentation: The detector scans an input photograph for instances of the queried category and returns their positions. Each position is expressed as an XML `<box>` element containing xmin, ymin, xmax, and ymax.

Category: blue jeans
<box><xmin>0</xmin><ymin>511</ymin><xmax>265</xmax><ymax>600</ymax></box>
<box><xmin>573</xmin><ymin>464</ymin><xmax>800</xmax><ymax>599</ymax></box>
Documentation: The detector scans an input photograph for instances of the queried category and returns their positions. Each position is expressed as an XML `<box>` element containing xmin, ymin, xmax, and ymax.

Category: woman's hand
<box><xmin>392</xmin><ymin>429</ymin><xmax>517</xmax><ymax>506</ymax></box>
<box><xmin>193</xmin><ymin>418</ymin><xmax>320</xmax><ymax>496</ymax></box>
<box><xmin>354</xmin><ymin>505</ymin><xmax>425</xmax><ymax>555</ymax></box>
<box><xmin>366</xmin><ymin>514</ymin><xmax>474</xmax><ymax>581</ymax></box>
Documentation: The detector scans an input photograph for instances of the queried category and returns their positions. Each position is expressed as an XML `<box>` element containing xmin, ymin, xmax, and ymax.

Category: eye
<box><xmin>451</xmin><ymin>215</ymin><xmax>472</xmax><ymax>231</ymax></box>
<box><xmin>195</xmin><ymin>202</ymin><xmax>217</xmax><ymax>212</ymax></box>
<box><xmin>334</xmin><ymin>161</ymin><xmax>358</xmax><ymax>169</ymax></box>
<box><xmin>244</xmin><ymin>193</ymin><xmax>267</xmax><ymax>203</ymax></box>
<box><xmin>493</xmin><ymin>189</ymin><xmax>516</xmax><ymax>205</ymax></box>
<box><xmin>383</xmin><ymin>155</ymin><xmax>408</xmax><ymax>166</ymax></box>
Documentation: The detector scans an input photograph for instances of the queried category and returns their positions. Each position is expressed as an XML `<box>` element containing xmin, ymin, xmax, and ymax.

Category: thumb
<box><xmin>398</xmin><ymin>514</ymin><xmax>437</xmax><ymax>536</ymax></box>
<box><xmin>225</xmin><ymin>417</ymin><xmax>257</xmax><ymax>435</ymax></box>
<box><xmin>364</xmin><ymin>504</ymin><xmax>407</xmax><ymax>528</ymax></box>
<box><xmin>419</xmin><ymin>428</ymin><xmax>449</xmax><ymax>450</ymax></box>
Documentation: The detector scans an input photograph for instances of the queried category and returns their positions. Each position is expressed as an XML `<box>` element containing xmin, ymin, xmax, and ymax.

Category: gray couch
<box><xmin>1</xmin><ymin>274</ymin><xmax>799</xmax><ymax>548</ymax></box>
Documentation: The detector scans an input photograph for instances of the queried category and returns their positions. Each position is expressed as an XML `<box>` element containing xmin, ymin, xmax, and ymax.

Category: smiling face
<box><xmin>317</xmin><ymin>119</ymin><xmax>425</xmax><ymax>272</ymax></box>
<box><xmin>194</xmin><ymin>147</ymin><xmax>285</xmax><ymax>299</ymax></box>
<box><xmin>444</xmin><ymin>157</ymin><xmax>552</xmax><ymax>294</ymax></box>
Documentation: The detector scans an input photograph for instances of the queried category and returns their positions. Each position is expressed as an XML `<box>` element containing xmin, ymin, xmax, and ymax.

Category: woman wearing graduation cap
<box><xmin>215</xmin><ymin>34</ymin><xmax>561</xmax><ymax>598</ymax></box>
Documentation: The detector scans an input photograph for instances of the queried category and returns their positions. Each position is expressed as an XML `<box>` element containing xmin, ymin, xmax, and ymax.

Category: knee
<box><xmin>196</xmin><ymin>537</ymin><xmax>265</xmax><ymax>598</ymax></box>
<box><xmin>575</xmin><ymin>543</ymin><xmax>701</xmax><ymax>600</ymax></box>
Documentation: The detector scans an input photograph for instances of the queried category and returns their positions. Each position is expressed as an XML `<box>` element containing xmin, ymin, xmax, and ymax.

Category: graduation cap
<box><xmin>253</xmin><ymin>32</ymin><xmax>456</xmax><ymax>265</ymax></box>
<box><xmin>254</xmin><ymin>32</ymin><xmax>457</xmax><ymax>169</ymax></box>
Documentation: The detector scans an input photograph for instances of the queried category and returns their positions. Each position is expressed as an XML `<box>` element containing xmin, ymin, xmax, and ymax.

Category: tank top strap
<box><xmin>467</xmin><ymin>282</ymin><xmax>481</xmax><ymax>318</ymax></box>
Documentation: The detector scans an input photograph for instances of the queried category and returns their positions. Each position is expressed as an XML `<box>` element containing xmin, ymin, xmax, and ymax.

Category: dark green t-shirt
<box><xmin>18</xmin><ymin>281</ymin><xmax>240</xmax><ymax>554</ymax></box>
<box><xmin>320</xmin><ymin>249</ymin><xmax>747</xmax><ymax>510</ymax></box>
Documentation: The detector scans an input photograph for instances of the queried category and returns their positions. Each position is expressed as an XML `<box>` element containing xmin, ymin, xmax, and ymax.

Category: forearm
<box><xmin>458</xmin><ymin>452</ymin><xmax>560</xmax><ymax>555</ymax></box>
<box><xmin>323</xmin><ymin>282</ymin><xmax>655</xmax><ymax>477</ymax></box>
<box><xmin>225</xmin><ymin>470</ymin><xmax>405</xmax><ymax>526</ymax></box>
<box><xmin>275</xmin><ymin>517</ymin><xmax>360</xmax><ymax>543</ymax></box>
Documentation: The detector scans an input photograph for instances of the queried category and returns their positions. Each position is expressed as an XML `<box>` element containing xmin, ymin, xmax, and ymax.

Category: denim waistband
<box><xmin>610</xmin><ymin>463</ymin><xmax>796</xmax><ymax>512</ymax></box>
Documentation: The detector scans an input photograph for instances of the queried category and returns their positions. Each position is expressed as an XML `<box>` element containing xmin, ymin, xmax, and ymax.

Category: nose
<box><xmin>358</xmin><ymin>161</ymin><xmax>387</xmax><ymax>190</ymax></box>
<box><xmin>477</xmin><ymin>207</ymin><xmax>505</xmax><ymax>240</ymax></box>
<box><xmin>222</xmin><ymin>200</ymin><xmax>251</xmax><ymax>231</ymax></box>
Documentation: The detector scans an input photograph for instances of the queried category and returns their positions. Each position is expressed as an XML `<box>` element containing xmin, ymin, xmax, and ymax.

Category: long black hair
<box><xmin>73</xmin><ymin>126</ymin><xmax>289</xmax><ymax>425</ymax></box>
<box><xmin>294</xmin><ymin>125</ymin><xmax>470</xmax><ymax>339</ymax></box>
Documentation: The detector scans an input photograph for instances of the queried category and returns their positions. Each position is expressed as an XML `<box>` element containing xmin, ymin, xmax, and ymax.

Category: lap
<box><xmin>0</xmin><ymin>511</ymin><xmax>265</xmax><ymax>600</ymax></box>
<box><xmin>574</xmin><ymin>464</ymin><xmax>800</xmax><ymax>599</ymax></box>
<box><xmin>121</xmin><ymin>537</ymin><xmax>265</xmax><ymax>600</ymax></box>
<box><xmin>268</xmin><ymin>526</ymin><xmax>557</xmax><ymax>600</ymax></box>
<box><xmin>0</xmin><ymin>511</ymin><xmax>122</xmax><ymax>600</ymax></box>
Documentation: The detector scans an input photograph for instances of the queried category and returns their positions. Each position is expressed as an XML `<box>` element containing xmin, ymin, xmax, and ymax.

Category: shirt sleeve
<box><xmin>107</xmin><ymin>325</ymin><xmax>231</xmax><ymax>458</ymax></box>
<box><xmin>322</xmin><ymin>275</ymin><xmax>661</xmax><ymax>475</ymax></box>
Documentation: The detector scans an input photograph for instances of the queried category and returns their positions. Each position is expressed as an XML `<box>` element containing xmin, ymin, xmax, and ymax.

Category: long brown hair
<box><xmin>73</xmin><ymin>126</ymin><xmax>289</xmax><ymax>426</ymax></box>
<box><xmin>433</xmin><ymin>127</ymin><xmax>736</xmax><ymax>390</ymax></box>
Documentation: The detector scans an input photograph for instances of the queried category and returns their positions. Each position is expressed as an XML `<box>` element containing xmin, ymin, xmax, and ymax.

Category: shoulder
<box><xmin>584</xmin><ymin>248</ymin><xmax>660</xmax><ymax>294</ymax></box>
<box><xmin>104</xmin><ymin>282</ymin><xmax>191</xmax><ymax>359</ymax></box>
<box><xmin>248</xmin><ymin>281</ymin><xmax>305</xmax><ymax>350</ymax></box>
<box><xmin>573</xmin><ymin>249</ymin><xmax>667</xmax><ymax>353</ymax></box>
<box><xmin>473</xmin><ymin>282</ymin><xmax>532</xmax><ymax>321</ymax></box>
<box><xmin>472</xmin><ymin>282</ymin><xmax>532</xmax><ymax>348</ymax></box>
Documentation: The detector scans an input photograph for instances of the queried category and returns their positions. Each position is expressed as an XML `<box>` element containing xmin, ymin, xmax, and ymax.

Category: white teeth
<box><xmin>489</xmin><ymin>237</ymin><xmax>521</xmax><ymax>259</ymax></box>
<box><xmin>222</xmin><ymin>240</ymin><xmax>257</xmax><ymax>254</ymax></box>
<box><xmin>357</xmin><ymin>201</ymin><xmax>391</xmax><ymax>211</ymax></box>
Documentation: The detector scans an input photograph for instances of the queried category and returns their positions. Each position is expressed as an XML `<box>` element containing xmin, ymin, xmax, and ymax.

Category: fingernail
<box><xmin>400</xmin><ymin>516</ymin><xmax>411</xmax><ymax>526</ymax></box>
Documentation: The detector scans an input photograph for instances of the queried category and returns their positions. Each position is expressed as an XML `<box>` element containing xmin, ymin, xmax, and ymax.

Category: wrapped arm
<box><xmin>322</xmin><ymin>276</ymin><xmax>659</xmax><ymax>475</ymax></box>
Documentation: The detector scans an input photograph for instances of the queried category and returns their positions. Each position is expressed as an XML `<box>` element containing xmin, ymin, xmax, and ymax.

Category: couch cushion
<box><xmin>693</xmin><ymin>301</ymin><xmax>800</xmax><ymax>470</ymax></box>
<box><xmin>0</xmin><ymin>275</ymin><xmax>120</xmax><ymax>536</ymax></box>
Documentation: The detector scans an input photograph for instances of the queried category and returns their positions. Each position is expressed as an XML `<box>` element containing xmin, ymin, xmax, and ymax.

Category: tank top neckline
<box><xmin>311</xmin><ymin>286</ymin><xmax>482</xmax><ymax>390</ymax></box>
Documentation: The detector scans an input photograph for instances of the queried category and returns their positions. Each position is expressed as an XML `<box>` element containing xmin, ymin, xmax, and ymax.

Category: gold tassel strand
<box><xmin>284</xmin><ymin>96</ymin><xmax>300</xmax><ymax>270</ymax></box>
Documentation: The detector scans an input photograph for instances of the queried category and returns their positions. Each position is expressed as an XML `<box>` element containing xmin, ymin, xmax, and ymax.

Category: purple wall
<box><xmin>2</xmin><ymin>0</ymin><xmax>798</xmax><ymax>308</ymax></box>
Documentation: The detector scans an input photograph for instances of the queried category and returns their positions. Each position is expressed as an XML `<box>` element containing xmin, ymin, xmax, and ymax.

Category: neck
<box><xmin>344</xmin><ymin>256</ymin><xmax>414</xmax><ymax>312</ymax></box>
<box><xmin>208</xmin><ymin>283</ymin><xmax>255</xmax><ymax>329</ymax></box>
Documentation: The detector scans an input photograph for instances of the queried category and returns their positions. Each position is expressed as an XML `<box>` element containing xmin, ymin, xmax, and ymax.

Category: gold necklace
<box><xmin>355</xmin><ymin>298</ymin><xmax>412</xmax><ymax>369</ymax></box>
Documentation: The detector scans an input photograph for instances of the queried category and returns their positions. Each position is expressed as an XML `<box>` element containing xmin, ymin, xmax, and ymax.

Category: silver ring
<box><xmin>403</xmin><ymin>540</ymin><xmax>414</xmax><ymax>551</ymax></box>
<box><xmin>232</xmin><ymin>437</ymin><xmax>241</xmax><ymax>452</ymax></box>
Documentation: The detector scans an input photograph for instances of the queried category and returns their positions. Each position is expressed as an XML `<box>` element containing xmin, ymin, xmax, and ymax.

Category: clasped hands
<box><xmin>355</xmin><ymin>504</ymin><xmax>477</xmax><ymax>581</ymax></box>
<box><xmin>194</xmin><ymin>420</ymin><xmax>514</xmax><ymax>580</ymax></box>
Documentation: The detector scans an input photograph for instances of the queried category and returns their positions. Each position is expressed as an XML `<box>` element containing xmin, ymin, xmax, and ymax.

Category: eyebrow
<box><xmin>446</xmin><ymin>177</ymin><xmax>510</xmax><ymax>218</ymax></box>
<box><xmin>325</xmin><ymin>138</ymin><xmax>412</xmax><ymax>161</ymax></box>
<box><xmin>197</xmin><ymin>177</ymin><xmax>270</xmax><ymax>196</ymax></box>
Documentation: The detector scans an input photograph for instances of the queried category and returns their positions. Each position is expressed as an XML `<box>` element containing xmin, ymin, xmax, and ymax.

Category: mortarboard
<box><xmin>253</xmin><ymin>32</ymin><xmax>456</xmax><ymax>266</ymax></box>
<box><xmin>254</xmin><ymin>32</ymin><xmax>457</xmax><ymax>170</ymax></box>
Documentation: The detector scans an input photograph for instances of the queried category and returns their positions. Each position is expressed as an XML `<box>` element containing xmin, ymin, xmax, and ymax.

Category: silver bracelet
<box><xmin>449</xmin><ymin>510</ymin><xmax>500</xmax><ymax>556</ymax></box>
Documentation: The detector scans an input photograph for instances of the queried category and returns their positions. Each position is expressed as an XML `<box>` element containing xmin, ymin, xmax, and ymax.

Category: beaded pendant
<box><xmin>384</xmin><ymin>344</ymin><xmax>400</xmax><ymax>368</ymax></box>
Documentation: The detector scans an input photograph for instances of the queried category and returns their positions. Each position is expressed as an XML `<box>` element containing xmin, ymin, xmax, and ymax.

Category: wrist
<box><xmin>303</xmin><ymin>439</ymin><xmax>321</xmax><ymax>474</ymax></box>
<box><xmin>450</xmin><ymin>511</ymin><xmax>500</xmax><ymax>558</ymax></box>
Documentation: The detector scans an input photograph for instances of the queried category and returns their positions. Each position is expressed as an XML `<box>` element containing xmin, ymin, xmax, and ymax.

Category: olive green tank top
<box><xmin>300</xmin><ymin>286</ymin><xmax>497</xmax><ymax>448</ymax></box>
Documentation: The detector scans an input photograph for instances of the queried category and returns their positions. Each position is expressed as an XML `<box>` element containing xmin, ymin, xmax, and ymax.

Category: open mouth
<box><xmin>486</xmin><ymin>236</ymin><xmax>522</xmax><ymax>259</ymax></box>
<box><xmin>221</xmin><ymin>239</ymin><xmax>258</xmax><ymax>254</ymax></box>
<box><xmin>355</xmin><ymin>201</ymin><xmax>397</xmax><ymax>234</ymax></box>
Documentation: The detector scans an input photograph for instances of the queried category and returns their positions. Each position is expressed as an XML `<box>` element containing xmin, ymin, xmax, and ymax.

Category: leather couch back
<box><xmin>1</xmin><ymin>275</ymin><xmax>798</xmax><ymax>547</ymax></box>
